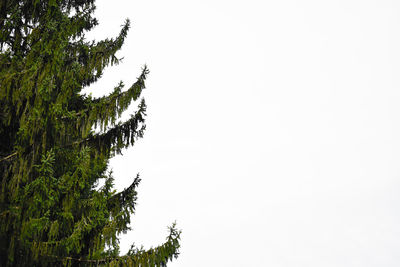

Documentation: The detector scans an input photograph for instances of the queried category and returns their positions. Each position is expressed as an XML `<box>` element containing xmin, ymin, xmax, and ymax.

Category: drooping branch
<box><xmin>85</xmin><ymin>98</ymin><xmax>147</xmax><ymax>155</ymax></box>
<box><xmin>2</xmin><ymin>97</ymin><xmax>146</xmax><ymax>163</ymax></box>
<box><xmin>125</xmin><ymin>223</ymin><xmax>181</xmax><ymax>266</ymax></box>
<box><xmin>62</xmin><ymin>66</ymin><xmax>148</xmax><ymax>133</ymax></box>
<box><xmin>33</xmin><ymin>223</ymin><xmax>181</xmax><ymax>266</ymax></box>
<box><xmin>108</xmin><ymin>174</ymin><xmax>140</xmax><ymax>214</ymax></box>
<box><xmin>63</xmin><ymin>18</ymin><xmax>132</xmax><ymax>87</ymax></box>
<box><xmin>90</xmin><ymin>66</ymin><xmax>148</xmax><ymax>130</ymax></box>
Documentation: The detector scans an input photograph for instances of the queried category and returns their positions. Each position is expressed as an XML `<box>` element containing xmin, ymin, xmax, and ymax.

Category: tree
<box><xmin>0</xmin><ymin>1</ymin><xmax>180</xmax><ymax>266</ymax></box>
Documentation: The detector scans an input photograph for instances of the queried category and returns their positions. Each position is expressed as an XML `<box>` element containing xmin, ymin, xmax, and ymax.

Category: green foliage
<box><xmin>0</xmin><ymin>1</ymin><xmax>180</xmax><ymax>266</ymax></box>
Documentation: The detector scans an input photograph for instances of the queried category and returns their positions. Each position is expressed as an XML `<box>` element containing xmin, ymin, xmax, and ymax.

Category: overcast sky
<box><xmin>86</xmin><ymin>1</ymin><xmax>400</xmax><ymax>266</ymax></box>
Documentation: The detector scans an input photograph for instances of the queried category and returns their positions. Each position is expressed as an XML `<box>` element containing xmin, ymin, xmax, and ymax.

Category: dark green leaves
<box><xmin>0</xmin><ymin>1</ymin><xmax>180</xmax><ymax>266</ymax></box>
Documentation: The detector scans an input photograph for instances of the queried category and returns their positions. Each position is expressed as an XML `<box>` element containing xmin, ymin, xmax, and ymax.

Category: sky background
<box><xmin>85</xmin><ymin>1</ymin><xmax>400</xmax><ymax>266</ymax></box>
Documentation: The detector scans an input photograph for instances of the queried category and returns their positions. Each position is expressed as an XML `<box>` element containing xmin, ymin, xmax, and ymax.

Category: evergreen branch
<box><xmin>0</xmin><ymin>96</ymin><xmax>145</xmax><ymax>163</ymax></box>
<box><xmin>90</xmin><ymin>71</ymin><xmax>148</xmax><ymax>131</ymax></box>
<box><xmin>62</xmin><ymin>66</ymin><xmax>149</xmax><ymax>132</ymax></box>
<box><xmin>108</xmin><ymin>174</ymin><xmax>140</xmax><ymax>213</ymax></box>
<box><xmin>90</xmin><ymin>65</ymin><xmax>148</xmax><ymax>110</ymax></box>
<box><xmin>66</xmin><ymin>18</ymin><xmax>131</xmax><ymax>87</ymax></box>
<box><xmin>86</xmin><ymin>98</ymin><xmax>147</xmax><ymax>155</ymax></box>
<box><xmin>38</xmin><ymin>223</ymin><xmax>181</xmax><ymax>266</ymax></box>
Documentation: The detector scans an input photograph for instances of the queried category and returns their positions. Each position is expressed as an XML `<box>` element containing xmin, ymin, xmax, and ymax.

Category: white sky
<box><xmin>86</xmin><ymin>1</ymin><xmax>400</xmax><ymax>266</ymax></box>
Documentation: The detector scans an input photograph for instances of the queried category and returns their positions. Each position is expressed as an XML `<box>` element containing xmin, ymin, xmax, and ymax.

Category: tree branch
<box><xmin>0</xmin><ymin>151</ymin><xmax>18</xmax><ymax>162</ymax></box>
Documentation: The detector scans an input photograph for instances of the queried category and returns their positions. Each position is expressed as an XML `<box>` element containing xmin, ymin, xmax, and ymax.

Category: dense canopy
<box><xmin>0</xmin><ymin>1</ymin><xmax>180</xmax><ymax>266</ymax></box>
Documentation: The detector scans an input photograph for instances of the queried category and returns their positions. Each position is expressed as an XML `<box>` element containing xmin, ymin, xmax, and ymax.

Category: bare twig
<box><xmin>0</xmin><ymin>151</ymin><xmax>18</xmax><ymax>162</ymax></box>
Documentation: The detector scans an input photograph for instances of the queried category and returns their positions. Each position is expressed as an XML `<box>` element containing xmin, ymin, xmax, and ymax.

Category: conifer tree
<box><xmin>0</xmin><ymin>1</ymin><xmax>180</xmax><ymax>266</ymax></box>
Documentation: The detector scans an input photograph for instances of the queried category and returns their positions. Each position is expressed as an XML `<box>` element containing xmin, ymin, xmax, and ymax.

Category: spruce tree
<box><xmin>0</xmin><ymin>1</ymin><xmax>180</xmax><ymax>266</ymax></box>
